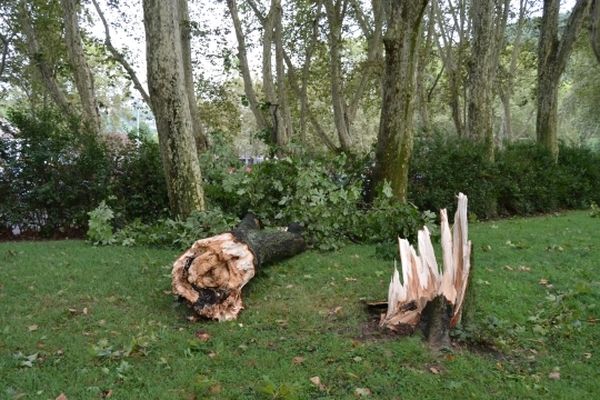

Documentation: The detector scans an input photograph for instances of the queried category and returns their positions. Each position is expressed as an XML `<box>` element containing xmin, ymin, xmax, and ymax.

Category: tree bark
<box><xmin>591</xmin><ymin>0</ymin><xmax>600</xmax><ymax>63</ymax></box>
<box><xmin>466</xmin><ymin>0</ymin><xmax>509</xmax><ymax>161</ymax></box>
<box><xmin>178</xmin><ymin>0</ymin><xmax>209</xmax><ymax>152</ymax></box>
<box><xmin>274</xmin><ymin>0</ymin><xmax>292</xmax><ymax>147</ymax></box>
<box><xmin>143</xmin><ymin>0</ymin><xmax>205</xmax><ymax>217</ymax></box>
<box><xmin>536</xmin><ymin>0</ymin><xmax>590</xmax><ymax>160</ymax></box>
<box><xmin>172</xmin><ymin>214</ymin><xmax>306</xmax><ymax>321</ymax></box>
<box><xmin>371</xmin><ymin>0</ymin><xmax>428</xmax><ymax>203</ymax></box>
<box><xmin>498</xmin><ymin>0</ymin><xmax>529</xmax><ymax>143</ymax></box>
<box><xmin>227</xmin><ymin>0</ymin><xmax>269</xmax><ymax>132</ymax></box>
<box><xmin>60</xmin><ymin>0</ymin><xmax>101</xmax><ymax>134</ymax></box>
<box><xmin>324</xmin><ymin>0</ymin><xmax>353</xmax><ymax>151</ymax></box>
<box><xmin>434</xmin><ymin>0</ymin><xmax>469</xmax><ymax>137</ymax></box>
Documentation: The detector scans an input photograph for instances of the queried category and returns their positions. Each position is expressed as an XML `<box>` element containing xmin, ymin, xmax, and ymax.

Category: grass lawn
<box><xmin>1</xmin><ymin>210</ymin><xmax>599</xmax><ymax>399</ymax></box>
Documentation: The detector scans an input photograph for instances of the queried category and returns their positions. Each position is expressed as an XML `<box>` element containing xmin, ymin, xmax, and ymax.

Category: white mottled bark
<box><xmin>143</xmin><ymin>0</ymin><xmax>205</xmax><ymax>217</ymax></box>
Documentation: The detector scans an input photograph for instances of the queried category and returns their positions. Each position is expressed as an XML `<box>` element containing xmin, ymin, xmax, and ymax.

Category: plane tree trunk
<box><xmin>60</xmin><ymin>0</ymin><xmax>101</xmax><ymax>134</ymax></box>
<box><xmin>371</xmin><ymin>0</ymin><xmax>428</xmax><ymax>202</ymax></box>
<box><xmin>536</xmin><ymin>0</ymin><xmax>590</xmax><ymax>160</ymax></box>
<box><xmin>143</xmin><ymin>0</ymin><xmax>205</xmax><ymax>217</ymax></box>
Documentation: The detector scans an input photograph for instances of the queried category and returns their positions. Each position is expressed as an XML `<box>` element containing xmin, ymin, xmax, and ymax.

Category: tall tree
<box><xmin>143</xmin><ymin>0</ymin><xmax>205</xmax><ymax>217</ymax></box>
<box><xmin>537</xmin><ymin>0</ymin><xmax>590</xmax><ymax>160</ymax></box>
<box><xmin>591</xmin><ymin>0</ymin><xmax>600</xmax><ymax>63</ymax></box>
<box><xmin>434</xmin><ymin>0</ymin><xmax>470</xmax><ymax>137</ymax></box>
<box><xmin>371</xmin><ymin>0</ymin><xmax>429</xmax><ymax>202</ymax></box>
<box><xmin>178</xmin><ymin>0</ymin><xmax>209</xmax><ymax>151</ymax></box>
<box><xmin>226</xmin><ymin>0</ymin><xmax>269</xmax><ymax>133</ymax></box>
<box><xmin>60</xmin><ymin>0</ymin><xmax>101</xmax><ymax>134</ymax></box>
<box><xmin>18</xmin><ymin>1</ymin><xmax>72</xmax><ymax>117</ymax></box>
<box><xmin>498</xmin><ymin>0</ymin><xmax>531</xmax><ymax>143</ymax></box>
<box><xmin>466</xmin><ymin>0</ymin><xmax>509</xmax><ymax>161</ymax></box>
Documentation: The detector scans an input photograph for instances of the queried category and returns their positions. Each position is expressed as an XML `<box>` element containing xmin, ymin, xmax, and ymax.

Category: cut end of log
<box><xmin>380</xmin><ymin>193</ymin><xmax>472</xmax><ymax>347</ymax></box>
<box><xmin>172</xmin><ymin>233</ymin><xmax>255</xmax><ymax>321</ymax></box>
<box><xmin>171</xmin><ymin>214</ymin><xmax>306</xmax><ymax>321</ymax></box>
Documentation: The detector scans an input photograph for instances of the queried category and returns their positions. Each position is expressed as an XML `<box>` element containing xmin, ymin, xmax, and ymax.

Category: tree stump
<box><xmin>172</xmin><ymin>214</ymin><xmax>306</xmax><ymax>321</ymax></box>
<box><xmin>380</xmin><ymin>193</ymin><xmax>472</xmax><ymax>350</ymax></box>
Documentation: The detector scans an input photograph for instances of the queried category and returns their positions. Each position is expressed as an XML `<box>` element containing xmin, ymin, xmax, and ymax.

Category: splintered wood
<box><xmin>172</xmin><ymin>214</ymin><xmax>306</xmax><ymax>322</ymax></box>
<box><xmin>381</xmin><ymin>193</ymin><xmax>472</xmax><ymax>334</ymax></box>
<box><xmin>172</xmin><ymin>233</ymin><xmax>256</xmax><ymax>321</ymax></box>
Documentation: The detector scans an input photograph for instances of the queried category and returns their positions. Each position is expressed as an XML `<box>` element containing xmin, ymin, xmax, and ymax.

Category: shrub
<box><xmin>409</xmin><ymin>136</ymin><xmax>498</xmax><ymax>219</ymax></box>
<box><xmin>0</xmin><ymin>108</ymin><xmax>111</xmax><ymax>237</ymax></box>
<box><xmin>87</xmin><ymin>201</ymin><xmax>115</xmax><ymax>245</ymax></box>
<box><xmin>107</xmin><ymin>132</ymin><xmax>169</xmax><ymax>225</ymax></box>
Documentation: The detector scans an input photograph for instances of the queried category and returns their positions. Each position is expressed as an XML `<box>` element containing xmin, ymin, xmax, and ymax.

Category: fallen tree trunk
<box><xmin>172</xmin><ymin>214</ymin><xmax>306</xmax><ymax>321</ymax></box>
<box><xmin>380</xmin><ymin>193</ymin><xmax>472</xmax><ymax>349</ymax></box>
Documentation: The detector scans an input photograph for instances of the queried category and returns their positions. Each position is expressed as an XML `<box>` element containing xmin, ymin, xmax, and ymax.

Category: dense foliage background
<box><xmin>2</xmin><ymin>110</ymin><xmax>599</xmax><ymax>251</ymax></box>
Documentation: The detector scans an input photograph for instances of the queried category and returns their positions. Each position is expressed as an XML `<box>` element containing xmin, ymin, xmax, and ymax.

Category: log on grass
<box><xmin>172</xmin><ymin>214</ymin><xmax>306</xmax><ymax>321</ymax></box>
<box><xmin>380</xmin><ymin>193</ymin><xmax>472</xmax><ymax>349</ymax></box>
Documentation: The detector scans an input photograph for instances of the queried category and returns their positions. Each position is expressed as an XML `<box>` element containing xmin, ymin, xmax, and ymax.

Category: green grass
<box><xmin>1</xmin><ymin>210</ymin><xmax>599</xmax><ymax>399</ymax></box>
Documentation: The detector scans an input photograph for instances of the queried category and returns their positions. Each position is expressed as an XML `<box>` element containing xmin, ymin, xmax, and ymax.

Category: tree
<box><xmin>536</xmin><ymin>0</ymin><xmax>590</xmax><ymax>160</ymax></box>
<box><xmin>60</xmin><ymin>0</ymin><xmax>101</xmax><ymax>134</ymax></box>
<box><xmin>143</xmin><ymin>0</ymin><xmax>205</xmax><ymax>217</ymax></box>
<box><xmin>498</xmin><ymin>0</ymin><xmax>532</xmax><ymax>143</ymax></box>
<box><xmin>371</xmin><ymin>0</ymin><xmax>429</xmax><ymax>202</ymax></box>
<box><xmin>178</xmin><ymin>0</ymin><xmax>209</xmax><ymax>152</ymax></box>
<box><xmin>466</xmin><ymin>0</ymin><xmax>509</xmax><ymax>161</ymax></box>
<box><xmin>434</xmin><ymin>0</ymin><xmax>471</xmax><ymax>137</ymax></box>
<box><xmin>17</xmin><ymin>1</ymin><xmax>72</xmax><ymax>118</ymax></box>
<box><xmin>591</xmin><ymin>0</ymin><xmax>600</xmax><ymax>63</ymax></box>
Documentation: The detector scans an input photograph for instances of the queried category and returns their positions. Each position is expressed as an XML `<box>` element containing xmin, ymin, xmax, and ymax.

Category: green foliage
<box><xmin>0</xmin><ymin>108</ymin><xmax>169</xmax><ymax>238</ymax></box>
<box><xmin>111</xmin><ymin>208</ymin><xmax>237</xmax><ymax>250</ymax></box>
<box><xmin>409</xmin><ymin>135</ymin><xmax>498</xmax><ymax>219</ymax></box>
<box><xmin>107</xmin><ymin>130</ymin><xmax>169</xmax><ymax>225</ymax></box>
<box><xmin>0</xmin><ymin>108</ymin><xmax>111</xmax><ymax>237</ymax></box>
<box><xmin>86</xmin><ymin>201</ymin><xmax>114</xmax><ymax>245</ymax></box>
<box><xmin>409</xmin><ymin>136</ymin><xmax>600</xmax><ymax>219</ymax></box>
<box><xmin>590</xmin><ymin>202</ymin><xmax>600</xmax><ymax>218</ymax></box>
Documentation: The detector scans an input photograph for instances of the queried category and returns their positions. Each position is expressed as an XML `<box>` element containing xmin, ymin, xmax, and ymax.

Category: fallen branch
<box><xmin>172</xmin><ymin>214</ymin><xmax>306</xmax><ymax>321</ymax></box>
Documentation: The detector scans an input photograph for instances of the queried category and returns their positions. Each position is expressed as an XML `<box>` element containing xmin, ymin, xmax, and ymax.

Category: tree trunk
<box><xmin>324</xmin><ymin>0</ymin><xmax>353</xmax><ymax>152</ymax></box>
<box><xmin>536</xmin><ymin>0</ymin><xmax>590</xmax><ymax>160</ymax></box>
<box><xmin>143</xmin><ymin>0</ymin><xmax>205</xmax><ymax>217</ymax></box>
<box><xmin>18</xmin><ymin>1</ymin><xmax>72</xmax><ymax>118</ymax></box>
<box><xmin>467</xmin><ymin>0</ymin><xmax>495</xmax><ymax>160</ymax></box>
<box><xmin>274</xmin><ymin>0</ymin><xmax>292</xmax><ymax>147</ymax></box>
<box><xmin>227</xmin><ymin>0</ymin><xmax>269</xmax><ymax>132</ymax></box>
<box><xmin>381</xmin><ymin>193</ymin><xmax>471</xmax><ymax>351</ymax></box>
<box><xmin>590</xmin><ymin>0</ymin><xmax>600</xmax><ymax>64</ymax></box>
<box><xmin>60</xmin><ymin>0</ymin><xmax>101</xmax><ymax>134</ymax></box>
<box><xmin>172</xmin><ymin>214</ymin><xmax>306</xmax><ymax>321</ymax></box>
<box><xmin>371</xmin><ymin>0</ymin><xmax>428</xmax><ymax>203</ymax></box>
<box><xmin>178</xmin><ymin>0</ymin><xmax>208</xmax><ymax>152</ymax></box>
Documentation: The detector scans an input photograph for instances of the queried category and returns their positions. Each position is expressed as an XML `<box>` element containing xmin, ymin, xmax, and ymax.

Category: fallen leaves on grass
<box><xmin>429</xmin><ymin>366</ymin><xmax>441</xmax><ymax>374</ymax></box>
<box><xmin>292</xmin><ymin>356</ymin><xmax>305</xmax><ymax>365</ymax></box>
<box><xmin>310</xmin><ymin>376</ymin><xmax>326</xmax><ymax>391</ymax></box>
<box><xmin>195</xmin><ymin>330</ymin><xmax>211</xmax><ymax>342</ymax></box>
<box><xmin>55</xmin><ymin>393</ymin><xmax>68</xmax><ymax>400</ymax></box>
<box><xmin>354</xmin><ymin>387</ymin><xmax>372</xmax><ymax>397</ymax></box>
<box><xmin>28</xmin><ymin>324</ymin><xmax>38</xmax><ymax>332</ymax></box>
<box><xmin>548</xmin><ymin>371</ymin><xmax>561</xmax><ymax>380</ymax></box>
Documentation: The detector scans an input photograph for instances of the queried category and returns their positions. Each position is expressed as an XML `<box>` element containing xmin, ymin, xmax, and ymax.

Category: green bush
<box><xmin>0</xmin><ymin>108</ymin><xmax>111</xmax><ymax>237</ymax></box>
<box><xmin>408</xmin><ymin>137</ymin><xmax>600</xmax><ymax>219</ymax></box>
<box><xmin>87</xmin><ymin>201</ymin><xmax>115</xmax><ymax>245</ymax></box>
<box><xmin>409</xmin><ymin>136</ymin><xmax>498</xmax><ymax>219</ymax></box>
<box><xmin>107</xmin><ymin>132</ymin><xmax>169</xmax><ymax>225</ymax></box>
